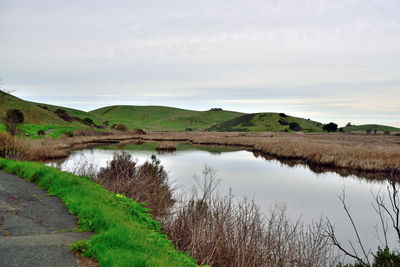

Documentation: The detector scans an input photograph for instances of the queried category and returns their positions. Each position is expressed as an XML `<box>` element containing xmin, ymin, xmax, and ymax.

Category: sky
<box><xmin>1</xmin><ymin>0</ymin><xmax>399</xmax><ymax>127</ymax></box>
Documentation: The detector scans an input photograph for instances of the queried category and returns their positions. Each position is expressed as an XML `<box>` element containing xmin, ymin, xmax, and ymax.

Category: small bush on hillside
<box><xmin>54</xmin><ymin>109</ymin><xmax>74</xmax><ymax>122</ymax></box>
<box><xmin>289</xmin><ymin>122</ymin><xmax>302</xmax><ymax>132</ymax></box>
<box><xmin>279</xmin><ymin>118</ymin><xmax>289</xmax><ymax>126</ymax></box>
<box><xmin>279</xmin><ymin>113</ymin><xmax>287</xmax><ymax>118</ymax></box>
<box><xmin>323</xmin><ymin>122</ymin><xmax>338</xmax><ymax>132</ymax></box>
<box><xmin>114</xmin><ymin>123</ymin><xmax>128</xmax><ymax>131</ymax></box>
<box><xmin>5</xmin><ymin>109</ymin><xmax>24</xmax><ymax>136</ymax></box>
<box><xmin>83</xmin><ymin>117</ymin><xmax>94</xmax><ymax>126</ymax></box>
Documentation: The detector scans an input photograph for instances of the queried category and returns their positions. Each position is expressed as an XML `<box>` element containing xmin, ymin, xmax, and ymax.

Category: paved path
<box><xmin>0</xmin><ymin>171</ymin><xmax>92</xmax><ymax>267</ymax></box>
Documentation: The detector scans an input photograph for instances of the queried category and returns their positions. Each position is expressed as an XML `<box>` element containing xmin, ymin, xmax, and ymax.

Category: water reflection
<box><xmin>51</xmin><ymin>142</ymin><xmax>398</xmax><ymax>259</ymax></box>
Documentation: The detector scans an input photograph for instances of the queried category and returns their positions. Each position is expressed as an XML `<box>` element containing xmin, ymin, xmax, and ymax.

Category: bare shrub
<box><xmin>164</xmin><ymin>165</ymin><xmax>338</xmax><ymax>266</ymax></box>
<box><xmin>0</xmin><ymin>132</ymin><xmax>31</xmax><ymax>160</ymax></box>
<box><xmin>96</xmin><ymin>152</ymin><xmax>175</xmax><ymax>218</ymax></box>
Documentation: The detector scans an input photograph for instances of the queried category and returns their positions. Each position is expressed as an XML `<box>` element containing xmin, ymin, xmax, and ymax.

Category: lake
<box><xmin>53</xmin><ymin>142</ymin><xmax>398</xmax><ymax>259</ymax></box>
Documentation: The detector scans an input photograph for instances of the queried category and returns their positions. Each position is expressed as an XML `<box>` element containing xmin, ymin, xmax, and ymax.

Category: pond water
<box><xmin>54</xmin><ymin>142</ymin><xmax>398</xmax><ymax>259</ymax></box>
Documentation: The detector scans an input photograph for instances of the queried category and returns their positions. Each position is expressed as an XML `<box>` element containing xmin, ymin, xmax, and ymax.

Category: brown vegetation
<box><xmin>95</xmin><ymin>152</ymin><xmax>175</xmax><ymax>219</ymax></box>
<box><xmin>163</xmin><ymin>165</ymin><xmax>338</xmax><ymax>266</ymax></box>
<box><xmin>1</xmin><ymin>130</ymin><xmax>399</xmax><ymax>177</ymax></box>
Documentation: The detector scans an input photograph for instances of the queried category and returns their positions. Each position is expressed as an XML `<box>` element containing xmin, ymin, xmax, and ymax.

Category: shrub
<box><xmin>4</xmin><ymin>109</ymin><xmax>24</xmax><ymax>136</ymax></box>
<box><xmin>96</xmin><ymin>152</ymin><xmax>175</xmax><ymax>219</ymax></box>
<box><xmin>114</xmin><ymin>123</ymin><xmax>128</xmax><ymax>131</ymax></box>
<box><xmin>289</xmin><ymin>122</ymin><xmax>302</xmax><ymax>132</ymax></box>
<box><xmin>0</xmin><ymin>132</ymin><xmax>30</xmax><ymax>160</ymax></box>
<box><xmin>373</xmin><ymin>246</ymin><xmax>400</xmax><ymax>266</ymax></box>
<box><xmin>323</xmin><ymin>122</ymin><xmax>338</xmax><ymax>132</ymax></box>
<box><xmin>384</xmin><ymin>130</ymin><xmax>390</xmax><ymax>135</ymax></box>
<box><xmin>83</xmin><ymin>117</ymin><xmax>94</xmax><ymax>126</ymax></box>
<box><xmin>279</xmin><ymin>113</ymin><xmax>287</xmax><ymax>118</ymax></box>
<box><xmin>54</xmin><ymin>109</ymin><xmax>74</xmax><ymax>122</ymax></box>
<box><xmin>279</xmin><ymin>118</ymin><xmax>289</xmax><ymax>126</ymax></box>
<box><xmin>37</xmin><ymin>130</ymin><xmax>45</xmax><ymax>136</ymax></box>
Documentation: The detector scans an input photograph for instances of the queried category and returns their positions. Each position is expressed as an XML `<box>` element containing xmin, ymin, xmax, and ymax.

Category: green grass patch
<box><xmin>210</xmin><ymin>112</ymin><xmax>323</xmax><ymax>132</ymax></box>
<box><xmin>89</xmin><ymin>105</ymin><xmax>244</xmax><ymax>131</ymax></box>
<box><xmin>18</xmin><ymin>124</ymin><xmax>77</xmax><ymax>138</ymax></box>
<box><xmin>0</xmin><ymin>158</ymin><xmax>198</xmax><ymax>267</ymax></box>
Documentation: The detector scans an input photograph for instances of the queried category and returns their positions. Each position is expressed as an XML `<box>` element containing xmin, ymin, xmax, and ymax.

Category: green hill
<box><xmin>209</xmin><ymin>112</ymin><xmax>324</xmax><ymax>132</ymax></box>
<box><xmin>0</xmin><ymin>92</ymin><xmax>71</xmax><ymax>125</ymax></box>
<box><xmin>343</xmin><ymin>124</ymin><xmax>400</xmax><ymax>133</ymax></box>
<box><xmin>34</xmin><ymin>102</ymin><xmax>105</xmax><ymax>125</ymax></box>
<box><xmin>89</xmin><ymin>105</ymin><xmax>244</xmax><ymax>131</ymax></box>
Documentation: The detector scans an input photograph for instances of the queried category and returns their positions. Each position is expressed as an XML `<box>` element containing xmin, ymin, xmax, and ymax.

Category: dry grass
<box><xmin>139</xmin><ymin>132</ymin><xmax>400</xmax><ymax>175</ymax></box>
<box><xmin>2</xmin><ymin>130</ymin><xmax>399</xmax><ymax>176</ymax></box>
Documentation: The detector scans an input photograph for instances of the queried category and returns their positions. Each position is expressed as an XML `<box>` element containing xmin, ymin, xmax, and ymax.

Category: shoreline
<box><xmin>38</xmin><ymin>131</ymin><xmax>400</xmax><ymax>180</ymax></box>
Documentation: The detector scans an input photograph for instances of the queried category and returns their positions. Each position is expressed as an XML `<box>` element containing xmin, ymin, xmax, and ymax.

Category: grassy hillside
<box><xmin>90</xmin><ymin>105</ymin><xmax>244</xmax><ymax>131</ymax></box>
<box><xmin>0</xmin><ymin>93</ymin><xmax>73</xmax><ymax>125</ymax></box>
<box><xmin>34</xmin><ymin>102</ymin><xmax>105</xmax><ymax>125</ymax></box>
<box><xmin>343</xmin><ymin>124</ymin><xmax>400</xmax><ymax>133</ymax></box>
<box><xmin>209</xmin><ymin>112</ymin><xmax>323</xmax><ymax>132</ymax></box>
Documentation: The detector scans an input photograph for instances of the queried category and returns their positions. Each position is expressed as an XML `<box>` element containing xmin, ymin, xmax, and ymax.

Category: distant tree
<box><xmin>323</xmin><ymin>122</ymin><xmax>338</xmax><ymax>132</ymax></box>
<box><xmin>345</xmin><ymin>122</ymin><xmax>354</xmax><ymax>127</ymax></box>
<box><xmin>289</xmin><ymin>122</ymin><xmax>302</xmax><ymax>132</ymax></box>
<box><xmin>5</xmin><ymin>109</ymin><xmax>24</xmax><ymax>136</ymax></box>
<box><xmin>373</xmin><ymin>129</ymin><xmax>378</xmax><ymax>135</ymax></box>
<box><xmin>366</xmin><ymin>128</ymin><xmax>372</xmax><ymax>135</ymax></box>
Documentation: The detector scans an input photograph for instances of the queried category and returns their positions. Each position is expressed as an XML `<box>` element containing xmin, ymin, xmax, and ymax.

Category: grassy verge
<box><xmin>0</xmin><ymin>123</ymin><xmax>77</xmax><ymax>138</ymax></box>
<box><xmin>0</xmin><ymin>158</ymin><xmax>198</xmax><ymax>267</ymax></box>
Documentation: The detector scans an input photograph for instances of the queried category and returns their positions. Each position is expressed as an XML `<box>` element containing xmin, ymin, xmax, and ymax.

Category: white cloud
<box><xmin>0</xmin><ymin>0</ymin><xmax>399</xmax><ymax>126</ymax></box>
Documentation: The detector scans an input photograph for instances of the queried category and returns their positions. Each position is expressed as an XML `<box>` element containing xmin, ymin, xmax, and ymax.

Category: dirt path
<box><xmin>0</xmin><ymin>171</ymin><xmax>93</xmax><ymax>267</ymax></box>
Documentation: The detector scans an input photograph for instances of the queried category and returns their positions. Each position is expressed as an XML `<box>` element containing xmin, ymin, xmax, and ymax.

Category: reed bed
<box><xmin>1</xmin><ymin>130</ymin><xmax>399</xmax><ymax>175</ymax></box>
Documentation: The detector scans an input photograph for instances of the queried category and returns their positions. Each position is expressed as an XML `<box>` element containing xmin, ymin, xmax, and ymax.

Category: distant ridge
<box><xmin>1</xmin><ymin>92</ymin><xmax>399</xmax><ymax>132</ymax></box>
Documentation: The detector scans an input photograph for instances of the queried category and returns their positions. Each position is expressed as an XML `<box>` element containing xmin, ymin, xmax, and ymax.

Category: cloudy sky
<box><xmin>1</xmin><ymin>0</ymin><xmax>399</xmax><ymax>127</ymax></box>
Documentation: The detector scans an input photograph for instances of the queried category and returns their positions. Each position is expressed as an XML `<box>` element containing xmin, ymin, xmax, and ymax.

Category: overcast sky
<box><xmin>1</xmin><ymin>0</ymin><xmax>399</xmax><ymax>127</ymax></box>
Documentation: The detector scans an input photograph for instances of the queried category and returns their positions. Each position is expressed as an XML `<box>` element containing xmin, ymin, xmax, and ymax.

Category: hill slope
<box><xmin>0</xmin><ymin>93</ymin><xmax>71</xmax><ymax>125</ymax></box>
<box><xmin>34</xmin><ymin>102</ymin><xmax>105</xmax><ymax>125</ymax></box>
<box><xmin>89</xmin><ymin>105</ymin><xmax>244</xmax><ymax>131</ymax></box>
<box><xmin>209</xmin><ymin>112</ymin><xmax>324</xmax><ymax>132</ymax></box>
<box><xmin>343</xmin><ymin>124</ymin><xmax>400</xmax><ymax>133</ymax></box>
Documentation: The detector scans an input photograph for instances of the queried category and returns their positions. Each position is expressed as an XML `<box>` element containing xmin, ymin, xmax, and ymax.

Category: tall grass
<box><xmin>0</xmin><ymin>158</ymin><xmax>197</xmax><ymax>266</ymax></box>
